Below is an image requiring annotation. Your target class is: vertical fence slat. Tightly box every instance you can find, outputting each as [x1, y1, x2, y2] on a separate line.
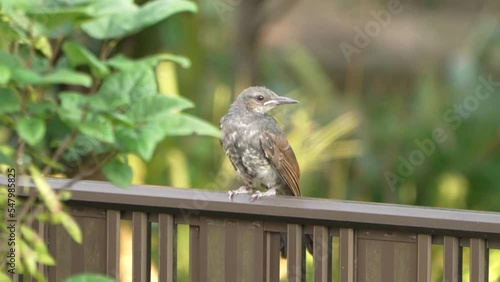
[225, 220, 238, 282]
[47, 223, 58, 281]
[339, 228, 354, 282]
[189, 226, 200, 282]
[470, 238, 488, 282]
[132, 211, 149, 282]
[253, 222, 265, 282]
[417, 234, 432, 282]
[443, 236, 462, 282]
[158, 213, 176, 282]
[71, 215, 85, 275]
[287, 224, 305, 282]
[35, 219, 47, 282]
[313, 226, 331, 282]
[198, 218, 209, 282]
[106, 210, 120, 280]
[265, 232, 281, 282]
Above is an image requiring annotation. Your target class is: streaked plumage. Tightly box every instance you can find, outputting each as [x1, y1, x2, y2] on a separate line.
[219, 86, 313, 258]
[219, 86, 300, 200]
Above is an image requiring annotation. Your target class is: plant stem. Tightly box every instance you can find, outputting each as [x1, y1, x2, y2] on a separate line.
[42, 103, 90, 176]
[88, 40, 116, 94]
[41, 131, 78, 176]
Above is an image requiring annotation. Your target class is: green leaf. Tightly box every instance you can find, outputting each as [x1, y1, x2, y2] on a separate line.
[41, 69, 92, 87]
[0, 184, 7, 201]
[82, 0, 197, 39]
[34, 36, 52, 58]
[27, 5, 93, 29]
[116, 124, 163, 161]
[20, 226, 55, 265]
[50, 0, 98, 7]
[12, 69, 92, 87]
[102, 159, 133, 188]
[79, 115, 115, 143]
[117, 112, 220, 159]
[95, 66, 156, 108]
[64, 274, 116, 282]
[61, 134, 101, 163]
[19, 240, 37, 274]
[58, 91, 89, 124]
[135, 0, 198, 30]
[20, 225, 39, 244]
[86, 0, 136, 17]
[100, 111, 134, 127]
[63, 41, 110, 77]
[35, 248, 56, 265]
[0, 65, 11, 84]
[107, 53, 190, 70]
[80, 4, 137, 39]
[28, 100, 56, 118]
[29, 165, 62, 214]
[17, 117, 46, 146]
[0, 15, 28, 44]
[0, 50, 23, 69]
[11, 68, 39, 84]
[58, 92, 125, 141]
[162, 114, 220, 138]
[0, 151, 14, 166]
[128, 95, 193, 123]
[0, 88, 20, 114]
[86, 95, 109, 111]
[54, 211, 82, 243]
[0, 272, 10, 282]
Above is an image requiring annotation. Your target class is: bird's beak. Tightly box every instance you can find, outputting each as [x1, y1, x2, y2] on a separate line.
[264, 96, 299, 106]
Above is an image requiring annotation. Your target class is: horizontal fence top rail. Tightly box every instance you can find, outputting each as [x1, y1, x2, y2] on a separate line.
[2, 175, 500, 237]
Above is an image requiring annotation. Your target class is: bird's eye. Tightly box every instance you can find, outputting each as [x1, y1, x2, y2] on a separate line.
[256, 95, 264, 101]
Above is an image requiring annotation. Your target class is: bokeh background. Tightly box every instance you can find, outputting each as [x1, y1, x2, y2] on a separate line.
[1, 0, 499, 281]
[117, 0, 500, 280]
[131, 0, 500, 210]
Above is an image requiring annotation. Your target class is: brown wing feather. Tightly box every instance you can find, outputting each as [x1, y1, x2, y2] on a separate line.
[260, 131, 301, 196]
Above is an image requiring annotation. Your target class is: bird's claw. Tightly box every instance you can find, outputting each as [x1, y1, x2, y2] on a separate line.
[249, 188, 278, 202]
[227, 186, 254, 201]
[249, 191, 262, 202]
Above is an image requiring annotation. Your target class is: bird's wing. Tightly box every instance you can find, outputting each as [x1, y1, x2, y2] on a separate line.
[260, 131, 301, 196]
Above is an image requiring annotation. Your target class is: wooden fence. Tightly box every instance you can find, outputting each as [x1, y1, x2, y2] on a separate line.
[2, 176, 500, 282]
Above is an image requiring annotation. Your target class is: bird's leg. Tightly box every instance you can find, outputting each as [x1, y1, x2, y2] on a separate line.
[228, 185, 255, 200]
[250, 187, 277, 202]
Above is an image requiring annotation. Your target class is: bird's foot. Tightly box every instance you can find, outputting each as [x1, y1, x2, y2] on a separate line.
[250, 189, 277, 202]
[227, 186, 254, 200]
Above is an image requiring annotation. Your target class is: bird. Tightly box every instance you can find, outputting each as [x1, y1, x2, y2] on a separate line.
[219, 86, 313, 257]
[219, 86, 300, 201]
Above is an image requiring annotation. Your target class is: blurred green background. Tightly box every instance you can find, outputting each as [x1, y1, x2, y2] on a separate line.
[1, 0, 499, 281]
[133, 0, 500, 210]
[130, 1, 500, 280]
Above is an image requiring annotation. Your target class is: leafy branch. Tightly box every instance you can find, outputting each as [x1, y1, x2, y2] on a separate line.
[0, 0, 219, 281]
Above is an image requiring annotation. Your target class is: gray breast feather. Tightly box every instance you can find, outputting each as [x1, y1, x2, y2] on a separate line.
[220, 117, 280, 188]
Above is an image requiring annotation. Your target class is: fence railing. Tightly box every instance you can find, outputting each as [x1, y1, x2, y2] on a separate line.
[3, 176, 500, 282]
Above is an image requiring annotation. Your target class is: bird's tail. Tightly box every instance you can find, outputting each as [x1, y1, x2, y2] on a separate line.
[280, 232, 314, 259]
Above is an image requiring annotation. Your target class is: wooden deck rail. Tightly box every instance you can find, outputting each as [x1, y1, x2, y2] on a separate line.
[2, 176, 500, 282]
